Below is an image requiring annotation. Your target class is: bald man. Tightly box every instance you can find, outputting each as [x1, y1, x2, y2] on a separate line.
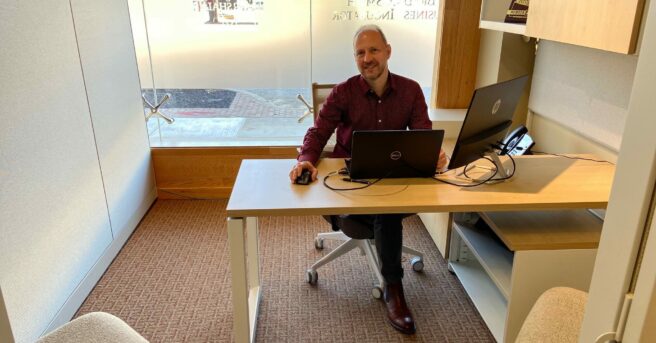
[290, 24, 446, 334]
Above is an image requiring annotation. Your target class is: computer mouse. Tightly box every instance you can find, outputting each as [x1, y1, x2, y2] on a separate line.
[295, 169, 312, 185]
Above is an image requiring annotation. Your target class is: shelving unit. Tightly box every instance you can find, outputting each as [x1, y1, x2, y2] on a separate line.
[455, 222, 513, 298]
[448, 210, 602, 343]
[448, 251, 508, 341]
[479, 0, 526, 35]
[479, 0, 646, 54]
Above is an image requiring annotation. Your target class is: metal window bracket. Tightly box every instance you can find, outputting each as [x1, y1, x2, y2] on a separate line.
[143, 93, 175, 124]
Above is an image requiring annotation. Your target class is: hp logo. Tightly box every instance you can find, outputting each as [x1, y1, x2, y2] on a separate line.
[491, 99, 502, 115]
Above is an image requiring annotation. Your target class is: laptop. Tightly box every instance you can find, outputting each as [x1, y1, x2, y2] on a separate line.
[346, 129, 444, 179]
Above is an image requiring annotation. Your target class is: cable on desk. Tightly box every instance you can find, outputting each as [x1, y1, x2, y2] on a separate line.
[531, 151, 615, 164]
[322, 170, 383, 191]
[433, 154, 517, 187]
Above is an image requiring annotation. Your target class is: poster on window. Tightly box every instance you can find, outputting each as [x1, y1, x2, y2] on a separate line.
[192, 0, 264, 25]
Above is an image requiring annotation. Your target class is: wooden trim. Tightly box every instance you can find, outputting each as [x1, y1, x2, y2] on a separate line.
[479, 210, 603, 251]
[432, 0, 482, 108]
[152, 147, 299, 199]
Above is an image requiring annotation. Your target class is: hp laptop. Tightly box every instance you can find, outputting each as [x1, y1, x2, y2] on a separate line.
[347, 129, 445, 179]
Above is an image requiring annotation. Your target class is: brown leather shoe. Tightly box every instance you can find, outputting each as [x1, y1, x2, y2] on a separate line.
[383, 282, 416, 334]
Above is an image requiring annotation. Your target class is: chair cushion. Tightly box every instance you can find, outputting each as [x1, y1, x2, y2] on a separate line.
[323, 215, 374, 239]
[37, 312, 148, 343]
[323, 214, 414, 240]
[515, 287, 588, 343]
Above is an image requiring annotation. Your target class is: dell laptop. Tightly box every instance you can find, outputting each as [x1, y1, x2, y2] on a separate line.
[347, 129, 444, 179]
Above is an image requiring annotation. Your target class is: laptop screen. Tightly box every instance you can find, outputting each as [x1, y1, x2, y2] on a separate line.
[347, 129, 444, 179]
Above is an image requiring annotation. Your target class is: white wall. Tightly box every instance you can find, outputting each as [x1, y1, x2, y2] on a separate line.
[0, 1, 155, 342]
[71, 0, 156, 238]
[529, 41, 638, 151]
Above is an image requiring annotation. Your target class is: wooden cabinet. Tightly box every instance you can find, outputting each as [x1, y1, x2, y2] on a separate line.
[447, 210, 602, 342]
[526, 0, 646, 54]
[480, 0, 646, 54]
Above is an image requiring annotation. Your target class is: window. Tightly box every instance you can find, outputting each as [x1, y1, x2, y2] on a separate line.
[129, 0, 438, 147]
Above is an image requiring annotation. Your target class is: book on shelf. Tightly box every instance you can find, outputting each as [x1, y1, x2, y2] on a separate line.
[505, 0, 529, 24]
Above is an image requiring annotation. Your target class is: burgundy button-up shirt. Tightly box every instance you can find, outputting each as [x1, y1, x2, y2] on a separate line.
[298, 73, 431, 165]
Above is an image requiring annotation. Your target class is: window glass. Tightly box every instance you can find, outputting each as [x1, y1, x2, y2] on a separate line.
[129, 0, 438, 147]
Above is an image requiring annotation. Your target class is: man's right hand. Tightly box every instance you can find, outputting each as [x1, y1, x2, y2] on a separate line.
[289, 161, 318, 183]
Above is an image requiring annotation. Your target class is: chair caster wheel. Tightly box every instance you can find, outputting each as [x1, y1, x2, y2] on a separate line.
[410, 257, 424, 272]
[306, 269, 318, 285]
[314, 237, 324, 250]
[372, 286, 383, 299]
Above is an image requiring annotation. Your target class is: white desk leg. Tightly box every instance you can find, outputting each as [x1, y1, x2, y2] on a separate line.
[228, 217, 262, 343]
[245, 217, 262, 339]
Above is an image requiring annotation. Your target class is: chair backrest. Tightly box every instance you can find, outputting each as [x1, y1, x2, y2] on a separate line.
[311, 83, 336, 122]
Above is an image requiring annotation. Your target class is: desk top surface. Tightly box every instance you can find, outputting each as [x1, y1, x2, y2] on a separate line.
[226, 156, 615, 217]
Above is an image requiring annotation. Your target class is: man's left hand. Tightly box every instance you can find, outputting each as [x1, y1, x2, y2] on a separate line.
[437, 149, 448, 172]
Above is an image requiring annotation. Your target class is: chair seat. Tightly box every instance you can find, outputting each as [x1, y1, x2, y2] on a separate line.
[323, 215, 374, 239]
[515, 287, 588, 343]
[37, 312, 148, 343]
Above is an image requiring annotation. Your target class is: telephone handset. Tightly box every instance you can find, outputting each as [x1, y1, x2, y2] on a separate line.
[501, 125, 534, 156]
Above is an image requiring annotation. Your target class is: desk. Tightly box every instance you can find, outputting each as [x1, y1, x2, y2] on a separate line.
[225, 156, 614, 343]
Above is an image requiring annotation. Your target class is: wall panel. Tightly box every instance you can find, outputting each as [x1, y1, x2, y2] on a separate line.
[71, 0, 156, 238]
[0, 2, 113, 342]
[529, 41, 638, 151]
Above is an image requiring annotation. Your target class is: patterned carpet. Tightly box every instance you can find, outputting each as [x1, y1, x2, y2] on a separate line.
[76, 200, 494, 342]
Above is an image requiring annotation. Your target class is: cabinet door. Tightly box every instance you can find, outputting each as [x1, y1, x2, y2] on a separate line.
[525, 0, 646, 54]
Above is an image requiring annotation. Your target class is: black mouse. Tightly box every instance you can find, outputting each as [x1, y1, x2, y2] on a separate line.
[295, 169, 312, 185]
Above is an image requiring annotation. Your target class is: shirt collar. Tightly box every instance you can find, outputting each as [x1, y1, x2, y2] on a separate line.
[357, 71, 396, 96]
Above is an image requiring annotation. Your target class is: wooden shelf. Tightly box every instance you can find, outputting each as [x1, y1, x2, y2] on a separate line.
[480, 20, 526, 35]
[480, 210, 603, 251]
[454, 222, 513, 299]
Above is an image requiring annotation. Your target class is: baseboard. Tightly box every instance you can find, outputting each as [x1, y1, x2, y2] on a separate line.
[42, 186, 157, 337]
[158, 186, 232, 199]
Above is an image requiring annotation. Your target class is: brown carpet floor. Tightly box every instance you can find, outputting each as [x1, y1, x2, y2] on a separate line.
[76, 199, 494, 342]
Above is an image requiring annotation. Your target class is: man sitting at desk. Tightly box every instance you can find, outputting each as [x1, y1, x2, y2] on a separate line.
[289, 24, 447, 335]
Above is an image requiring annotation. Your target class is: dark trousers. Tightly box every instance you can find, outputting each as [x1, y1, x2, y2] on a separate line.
[326, 214, 405, 284]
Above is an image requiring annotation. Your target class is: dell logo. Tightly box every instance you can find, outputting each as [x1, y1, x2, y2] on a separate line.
[491, 99, 502, 115]
[390, 151, 402, 160]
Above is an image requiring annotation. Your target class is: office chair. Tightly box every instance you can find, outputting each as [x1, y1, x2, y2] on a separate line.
[297, 83, 337, 156]
[306, 215, 425, 299]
